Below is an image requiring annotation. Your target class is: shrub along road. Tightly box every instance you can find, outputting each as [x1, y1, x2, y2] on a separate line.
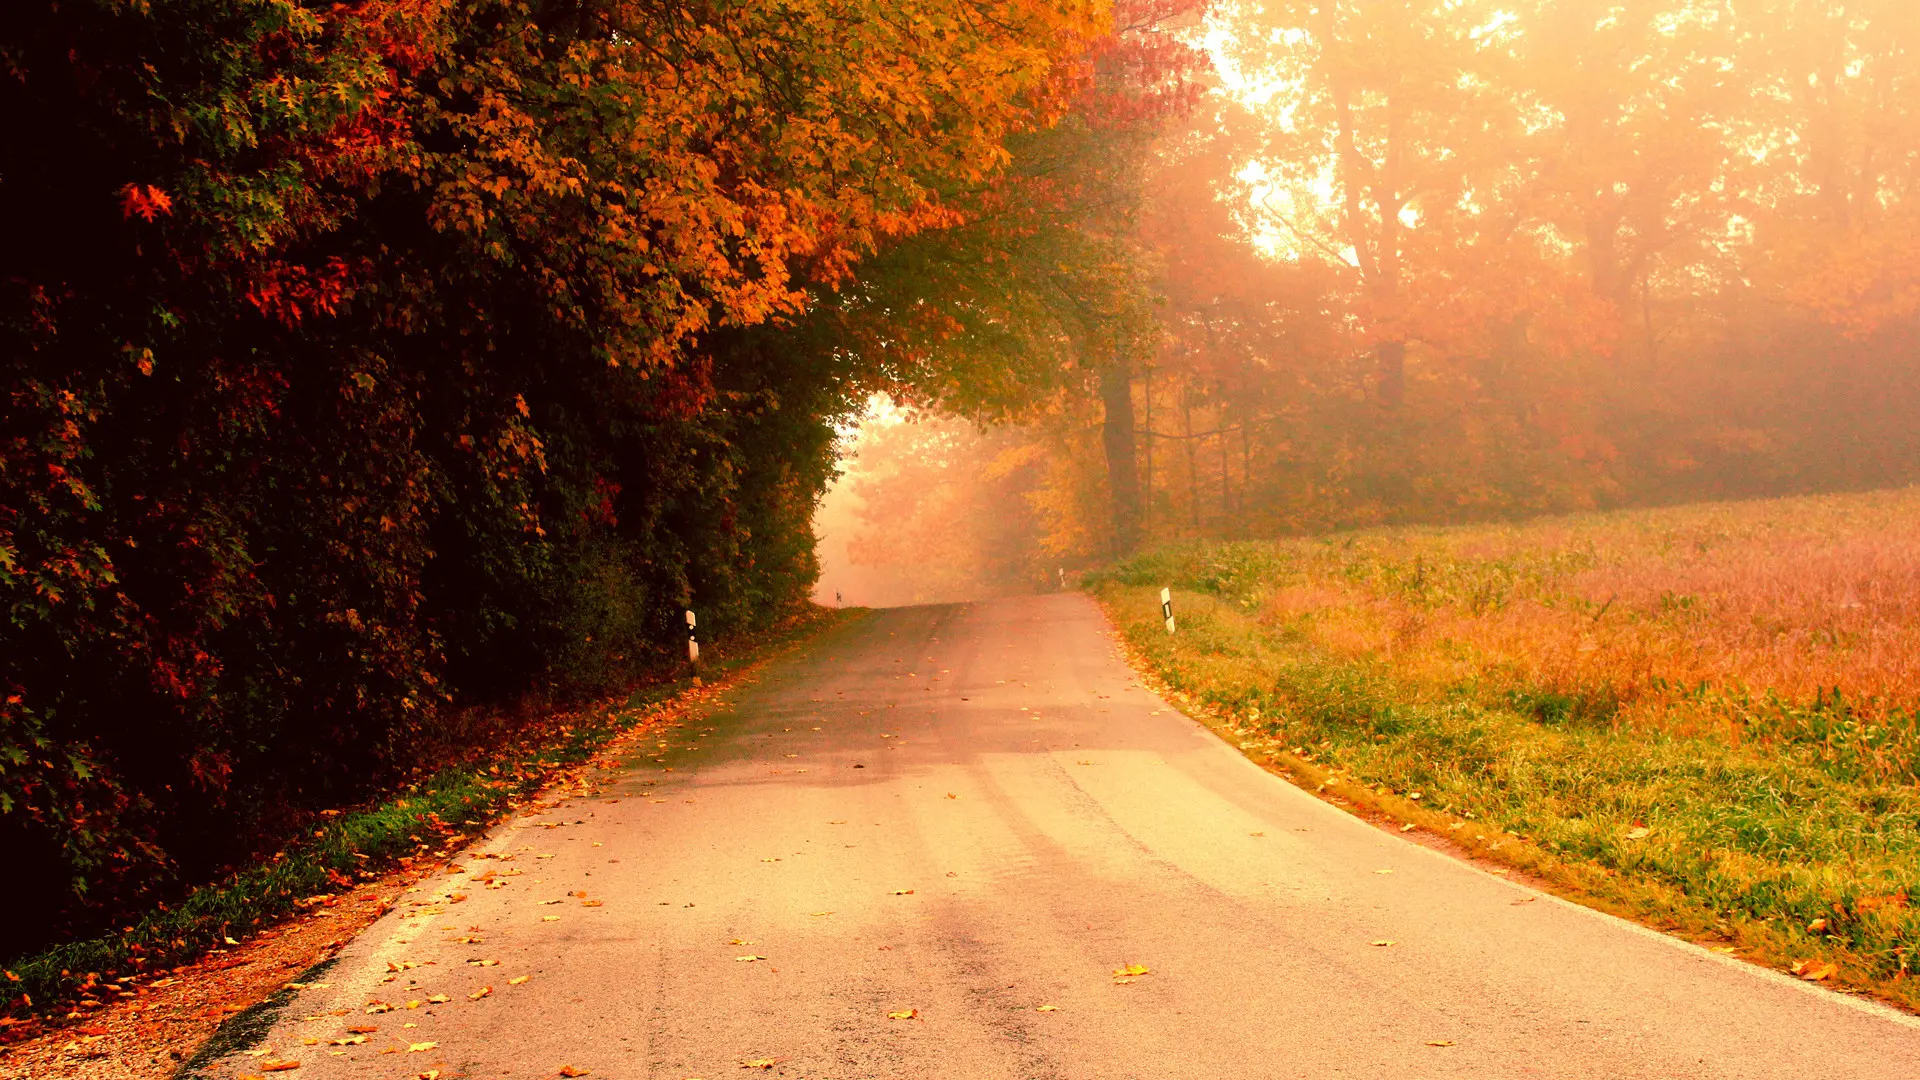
[198, 595, 1919, 1078]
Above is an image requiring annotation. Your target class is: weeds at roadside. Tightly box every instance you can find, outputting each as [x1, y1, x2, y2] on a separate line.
[1094, 491, 1920, 1013]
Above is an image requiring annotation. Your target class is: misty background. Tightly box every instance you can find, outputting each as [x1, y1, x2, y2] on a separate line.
[818, 1, 1920, 607]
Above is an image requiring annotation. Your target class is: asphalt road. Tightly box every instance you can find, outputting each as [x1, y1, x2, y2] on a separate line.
[217, 594, 1920, 1079]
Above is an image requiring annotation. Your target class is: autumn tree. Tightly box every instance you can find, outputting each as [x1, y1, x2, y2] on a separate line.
[0, 0, 1107, 957]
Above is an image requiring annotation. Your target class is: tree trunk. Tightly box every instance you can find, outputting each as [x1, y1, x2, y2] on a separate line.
[1099, 360, 1143, 555]
[1376, 339, 1407, 407]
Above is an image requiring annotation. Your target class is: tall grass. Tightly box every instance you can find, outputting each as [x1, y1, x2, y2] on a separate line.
[1096, 488, 1920, 1006]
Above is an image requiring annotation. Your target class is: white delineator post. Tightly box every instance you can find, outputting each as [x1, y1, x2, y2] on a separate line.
[1161, 587, 1175, 633]
[686, 609, 699, 663]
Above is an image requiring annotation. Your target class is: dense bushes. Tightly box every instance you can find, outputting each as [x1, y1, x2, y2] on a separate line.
[0, 0, 1102, 957]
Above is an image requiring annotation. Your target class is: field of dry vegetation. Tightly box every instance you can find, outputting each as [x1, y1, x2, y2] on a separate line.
[1270, 487, 1920, 776]
[1098, 487, 1920, 1009]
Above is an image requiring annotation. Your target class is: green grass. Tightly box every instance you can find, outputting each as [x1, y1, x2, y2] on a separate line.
[1094, 530, 1920, 1012]
[3, 608, 860, 1020]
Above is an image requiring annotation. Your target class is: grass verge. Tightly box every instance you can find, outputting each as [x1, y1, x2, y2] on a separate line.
[1093, 560, 1920, 1014]
[2, 607, 859, 1029]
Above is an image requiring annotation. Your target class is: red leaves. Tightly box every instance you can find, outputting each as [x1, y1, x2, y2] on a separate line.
[245, 257, 365, 327]
[119, 185, 173, 223]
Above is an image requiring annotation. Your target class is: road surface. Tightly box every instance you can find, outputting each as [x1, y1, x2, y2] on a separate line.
[208, 594, 1920, 1079]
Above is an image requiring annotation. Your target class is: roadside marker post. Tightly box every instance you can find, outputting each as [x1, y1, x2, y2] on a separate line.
[1161, 588, 1175, 633]
[686, 609, 699, 664]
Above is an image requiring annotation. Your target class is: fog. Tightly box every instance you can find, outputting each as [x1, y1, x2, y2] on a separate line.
[817, 1, 1920, 600]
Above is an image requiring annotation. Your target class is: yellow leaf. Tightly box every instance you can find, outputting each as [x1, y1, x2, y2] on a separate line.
[1806, 918, 1829, 933]
[508, 976, 530, 985]
[1399, 823, 1416, 832]
[470, 986, 493, 1000]
[886, 1009, 918, 1020]
[408, 1041, 438, 1053]
[1035, 1004, 1060, 1012]
[557, 1067, 590, 1077]
[1112, 964, 1150, 977]
[810, 911, 833, 917]
[1792, 960, 1837, 981]
[331, 1036, 368, 1046]
[891, 889, 914, 895]
[261, 1061, 301, 1072]
[735, 955, 766, 963]
[581, 900, 603, 907]
[426, 995, 450, 1004]
[1625, 826, 1652, 840]
[542, 915, 560, 922]
[1370, 940, 1397, 947]
[1374, 869, 1394, 875]
[741, 1059, 776, 1069]
[1426, 1040, 1455, 1047]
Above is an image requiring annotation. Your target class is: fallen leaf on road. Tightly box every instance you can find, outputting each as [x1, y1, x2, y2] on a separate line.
[810, 912, 832, 917]
[1035, 1005, 1060, 1012]
[1374, 869, 1393, 875]
[468, 959, 499, 967]
[581, 900, 603, 907]
[470, 987, 492, 1000]
[404, 1000, 423, 1009]
[408, 1041, 438, 1053]
[332, 1035, 368, 1046]
[365, 1002, 394, 1014]
[542, 915, 560, 922]
[1370, 940, 1397, 947]
[557, 1067, 590, 1077]
[892, 889, 915, 895]
[729, 939, 754, 945]
[1426, 1040, 1455, 1047]
[1710, 946, 1739, 954]
[1792, 960, 1837, 981]
[1249, 832, 1264, 837]
[426, 994, 450, 1004]
[735, 955, 766, 962]
[741, 1059, 776, 1069]
[1112, 964, 1150, 977]
[886, 1009, 918, 1020]
[261, 1061, 301, 1072]
[347, 1026, 379, 1034]
[1511, 897, 1537, 905]
[509, 976, 531, 985]
[1400, 824, 1416, 832]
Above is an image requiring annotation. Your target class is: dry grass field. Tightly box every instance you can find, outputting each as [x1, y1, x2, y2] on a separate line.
[1098, 487, 1920, 1009]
